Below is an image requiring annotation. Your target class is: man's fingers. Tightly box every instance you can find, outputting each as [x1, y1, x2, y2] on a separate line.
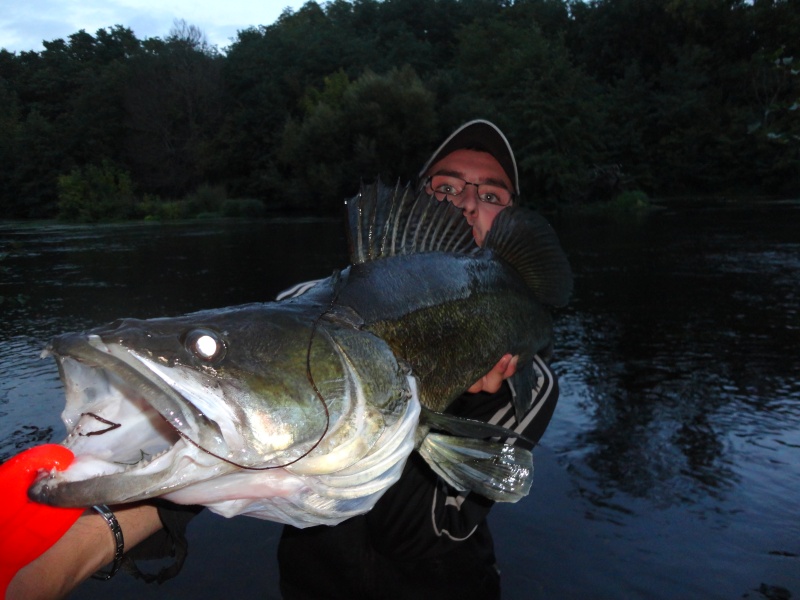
[466, 354, 520, 394]
[503, 355, 519, 378]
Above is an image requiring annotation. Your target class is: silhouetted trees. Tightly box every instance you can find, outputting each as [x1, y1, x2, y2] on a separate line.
[0, 0, 798, 220]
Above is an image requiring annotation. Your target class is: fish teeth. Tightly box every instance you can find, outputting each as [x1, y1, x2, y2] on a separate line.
[54, 439, 182, 482]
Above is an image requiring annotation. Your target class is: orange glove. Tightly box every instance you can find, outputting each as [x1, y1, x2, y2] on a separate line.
[0, 445, 84, 597]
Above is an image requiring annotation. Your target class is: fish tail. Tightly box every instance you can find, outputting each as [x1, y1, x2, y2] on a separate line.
[483, 208, 573, 307]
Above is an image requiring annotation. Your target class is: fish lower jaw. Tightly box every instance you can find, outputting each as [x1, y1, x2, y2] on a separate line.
[29, 434, 223, 507]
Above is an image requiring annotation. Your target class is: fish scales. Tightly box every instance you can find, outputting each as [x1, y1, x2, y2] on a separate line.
[26, 182, 572, 526]
[336, 251, 553, 412]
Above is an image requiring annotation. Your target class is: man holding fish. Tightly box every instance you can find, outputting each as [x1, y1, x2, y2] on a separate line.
[7, 120, 569, 599]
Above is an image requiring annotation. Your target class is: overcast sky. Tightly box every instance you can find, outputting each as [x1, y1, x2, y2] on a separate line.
[1, 0, 310, 54]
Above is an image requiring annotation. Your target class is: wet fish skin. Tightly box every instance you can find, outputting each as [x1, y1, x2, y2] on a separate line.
[28, 182, 571, 526]
[336, 250, 554, 412]
[32, 296, 420, 526]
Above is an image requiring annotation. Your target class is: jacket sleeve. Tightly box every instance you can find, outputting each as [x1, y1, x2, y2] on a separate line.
[366, 356, 559, 561]
[488, 353, 560, 451]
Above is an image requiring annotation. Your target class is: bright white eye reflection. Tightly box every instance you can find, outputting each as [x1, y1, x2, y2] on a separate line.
[196, 335, 218, 359]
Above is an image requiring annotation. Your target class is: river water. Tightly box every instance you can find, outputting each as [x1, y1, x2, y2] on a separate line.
[1, 200, 798, 599]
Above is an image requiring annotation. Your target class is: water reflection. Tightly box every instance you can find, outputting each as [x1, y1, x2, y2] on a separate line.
[550, 201, 800, 514]
[1, 202, 799, 599]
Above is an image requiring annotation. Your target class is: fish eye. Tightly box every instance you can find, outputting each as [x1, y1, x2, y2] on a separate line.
[184, 329, 226, 363]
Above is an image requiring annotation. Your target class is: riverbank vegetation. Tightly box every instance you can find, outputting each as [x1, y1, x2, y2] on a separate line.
[1, 0, 798, 221]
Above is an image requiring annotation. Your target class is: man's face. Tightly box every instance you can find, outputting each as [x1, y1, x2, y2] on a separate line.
[424, 149, 513, 246]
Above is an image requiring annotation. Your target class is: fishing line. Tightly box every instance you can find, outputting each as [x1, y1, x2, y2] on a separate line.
[78, 412, 121, 436]
[245, 292, 337, 469]
[174, 290, 336, 471]
[79, 382, 292, 472]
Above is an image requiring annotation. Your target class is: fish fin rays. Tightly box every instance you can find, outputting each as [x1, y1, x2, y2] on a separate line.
[346, 180, 476, 264]
[348, 181, 573, 308]
[508, 359, 536, 422]
[419, 406, 532, 443]
[483, 208, 574, 308]
[418, 433, 533, 503]
[416, 407, 534, 503]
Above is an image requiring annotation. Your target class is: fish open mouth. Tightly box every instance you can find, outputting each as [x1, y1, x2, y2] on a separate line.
[27, 329, 424, 526]
[29, 335, 241, 507]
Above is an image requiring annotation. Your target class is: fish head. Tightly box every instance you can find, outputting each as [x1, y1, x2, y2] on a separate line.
[29, 302, 414, 510]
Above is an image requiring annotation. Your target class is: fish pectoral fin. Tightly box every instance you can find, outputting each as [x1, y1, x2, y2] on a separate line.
[508, 360, 536, 422]
[417, 409, 534, 502]
[417, 431, 533, 503]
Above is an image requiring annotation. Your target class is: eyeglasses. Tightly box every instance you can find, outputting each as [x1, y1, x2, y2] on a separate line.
[424, 175, 514, 207]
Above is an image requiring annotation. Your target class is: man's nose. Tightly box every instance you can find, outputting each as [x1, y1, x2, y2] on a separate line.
[452, 185, 479, 213]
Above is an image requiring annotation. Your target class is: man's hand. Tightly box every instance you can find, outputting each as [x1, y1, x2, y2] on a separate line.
[467, 354, 518, 394]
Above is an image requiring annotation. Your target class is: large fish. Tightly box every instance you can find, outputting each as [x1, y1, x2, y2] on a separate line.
[28, 182, 572, 528]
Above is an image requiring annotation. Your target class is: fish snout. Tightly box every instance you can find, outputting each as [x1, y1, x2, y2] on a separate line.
[91, 317, 150, 339]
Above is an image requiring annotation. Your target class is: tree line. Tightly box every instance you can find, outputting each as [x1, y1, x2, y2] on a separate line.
[0, 0, 798, 221]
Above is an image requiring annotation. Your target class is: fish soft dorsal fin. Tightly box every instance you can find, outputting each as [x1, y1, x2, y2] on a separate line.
[346, 180, 477, 265]
[483, 207, 573, 308]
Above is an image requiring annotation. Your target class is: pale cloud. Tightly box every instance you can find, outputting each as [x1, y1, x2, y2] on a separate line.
[0, 0, 306, 53]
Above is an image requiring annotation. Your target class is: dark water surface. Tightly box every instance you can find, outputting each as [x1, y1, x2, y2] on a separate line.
[1, 201, 798, 599]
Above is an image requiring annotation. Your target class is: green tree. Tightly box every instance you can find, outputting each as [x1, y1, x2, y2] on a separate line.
[56, 160, 136, 222]
[0, 77, 21, 213]
[453, 10, 605, 204]
[744, 48, 800, 194]
[123, 22, 224, 197]
[3, 0, 800, 217]
[218, 2, 377, 200]
[278, 66, 438, 211]
[0, 27, 141, 216]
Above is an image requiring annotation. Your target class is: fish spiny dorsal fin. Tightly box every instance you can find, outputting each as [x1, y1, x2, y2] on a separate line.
[346, 179, 476, 264]
[483, 207, 573, 307]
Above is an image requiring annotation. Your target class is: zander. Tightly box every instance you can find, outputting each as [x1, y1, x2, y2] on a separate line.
[29, 182, 572, 528]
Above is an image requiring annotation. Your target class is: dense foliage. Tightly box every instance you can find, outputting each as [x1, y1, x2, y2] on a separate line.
[1, 0, 798, 220]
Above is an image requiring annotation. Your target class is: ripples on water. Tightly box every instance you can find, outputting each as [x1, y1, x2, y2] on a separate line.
[525, 201, 800, 599]
[1, 204, 798, 599]
[0, 337, 62, 461]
